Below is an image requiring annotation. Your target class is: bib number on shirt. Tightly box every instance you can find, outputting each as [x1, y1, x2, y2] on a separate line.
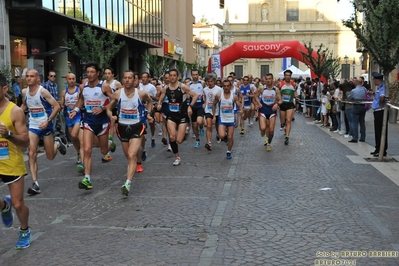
[169, 102, 180, 112]
[282, 94, 290, 102]
[30, 107, 45, 118]
[86, 100, 102, 113]
[0, 141, 9, 160]
[197, 94, 203, 102]
[121, 109, 138, 120]
[221, 106, 233, 114]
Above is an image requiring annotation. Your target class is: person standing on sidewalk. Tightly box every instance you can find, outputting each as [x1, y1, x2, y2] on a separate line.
[347, 78, 367, 143]
[21, 69, 67, 195]
[106, 70, 153, 196]
[0, 73, 31, 249]
[42, 71, 60, 131]
[370, 72, 388, 157]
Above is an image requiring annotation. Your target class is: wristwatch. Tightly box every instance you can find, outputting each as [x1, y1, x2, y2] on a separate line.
[5, 130, 14, 139]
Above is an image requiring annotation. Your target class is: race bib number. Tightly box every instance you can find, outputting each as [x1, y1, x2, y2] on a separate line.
[169, 102, 180, 112]
[221, 106, 233, 114]
[197, 94, 203, 102]
[243, 96, 249, 102]
[164, 96, 169, 103]
[86, 100, 102, 112]
[30, 107, 45, 118]
[0, 141, 9, 160]
[282, 94, 290, 102]
[263, 96, 274, 105]
[207, 103, 213, 110]
[121, 109, 138, 120]
[66, 104, 74, 112]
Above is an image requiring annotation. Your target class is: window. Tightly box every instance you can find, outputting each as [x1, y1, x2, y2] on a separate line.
[260, 65, 270, 78]
[286, 1, 299, 21]
[234, 65, 243, 79]
[341, 64, 350, 79]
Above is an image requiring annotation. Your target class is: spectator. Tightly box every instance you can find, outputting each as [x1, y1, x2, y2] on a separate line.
[347, 78, 367, 143]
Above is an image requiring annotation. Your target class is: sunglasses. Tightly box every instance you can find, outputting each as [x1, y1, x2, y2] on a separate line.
[50, 75, 56, 77]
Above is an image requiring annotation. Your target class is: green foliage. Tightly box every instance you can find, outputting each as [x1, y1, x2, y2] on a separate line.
[66, 9, 90, 22]
[141, 51, 173, 77]
[187, 61, 207, 78]
[299, 42, 341, 80]
[0, 65, 14, 99]
[65, 25, 126, 68]
[176, 55, 186, 79]
[343, 0, 399, 81]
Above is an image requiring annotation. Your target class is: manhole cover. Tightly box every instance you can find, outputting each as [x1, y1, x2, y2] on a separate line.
[364, 157, 398, 162]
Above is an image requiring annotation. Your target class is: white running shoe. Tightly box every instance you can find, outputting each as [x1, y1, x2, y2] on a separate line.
[173, 158, 181, 166]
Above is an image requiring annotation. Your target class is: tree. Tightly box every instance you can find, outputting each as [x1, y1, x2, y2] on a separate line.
[66, 9, 90, 22]
[64, 25, 126, 68]
[299, 42, 340, 80]
[343, 0, 399, 161]
[141, 51, 173, 77]
[176, 55, 186, 80]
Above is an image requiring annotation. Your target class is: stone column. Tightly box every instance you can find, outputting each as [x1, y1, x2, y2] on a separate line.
[52, 25, 69, 93]
[118, 44, 129, 79]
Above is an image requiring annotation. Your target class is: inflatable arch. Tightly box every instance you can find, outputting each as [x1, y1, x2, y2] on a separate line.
[208, 40, 319, 78]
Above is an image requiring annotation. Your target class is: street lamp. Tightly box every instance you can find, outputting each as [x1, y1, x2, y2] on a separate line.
[344, 55, 349, 79]
[352, 57, 356, 78]
[359, 54, 364, 72]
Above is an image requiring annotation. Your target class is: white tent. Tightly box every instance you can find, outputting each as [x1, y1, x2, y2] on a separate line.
[277, 65, 310, 79]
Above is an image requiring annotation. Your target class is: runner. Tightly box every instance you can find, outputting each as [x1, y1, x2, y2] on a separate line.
[278, 69, 299, 145]
[212, 79, 242, 159]
[156, 69, 198, 165]
[20, 69, 67, 195]
[203, 74, 222, 151]
[189, 69, 205, 148]
[69, 62, 115, 190]
[239, 76, 255, 134]
[106, 70, 153, 196]
[101, 67, 121, 162]
[0, 73, 31, 249]
[254, 73, 280, 151]
[60, 73, 83, 167]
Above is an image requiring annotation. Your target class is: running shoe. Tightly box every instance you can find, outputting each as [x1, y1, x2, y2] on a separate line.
[200, 128, 205, 137]
[223, 137, 228, 144]
[142, 151, 147, 161]
[161, 137, 168, 145]
[240, 129, 245, 135]
[194, 141, 200, 148]
[15, 228, 31, 250]
[76, 153, 81, 164]
[151, 139, 155, 147]
[205, 143, 212, 151]
[167, 145, 172, 152]
[55, 137, 66, 155]
[102, 154, 113, 162]
[264, 138, 269, 146]
[260, 130, 265, 137]
[27, 183, 41, 195]
[78, 177, 93, 190]
[226, 152, 232, 159]
[217, 137, 221, 144]
[136, 164, 143, 173]
[279, 124, 285, 131]
[158, 130, 163, 136]
[109, 136, 116, 152]
[76, 163, 85, 174]
[1, 195, 13, 227]
[173, 158, 181, 166]
[121, 182, 131, 196]
[266, 144, 272, 151]
[284, 137, 289, 145]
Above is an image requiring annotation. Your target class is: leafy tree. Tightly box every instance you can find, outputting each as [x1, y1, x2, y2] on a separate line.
[65, 25, 126, 68]
[142, 51, 173, 77]
[176, 55, 186, 80]
[343, 0, 399, 160]
[299, 42, 340, 80]
[66, 9, 90, 22]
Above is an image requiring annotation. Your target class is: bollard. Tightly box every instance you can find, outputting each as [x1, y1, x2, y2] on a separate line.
[388, 107, 398, 124]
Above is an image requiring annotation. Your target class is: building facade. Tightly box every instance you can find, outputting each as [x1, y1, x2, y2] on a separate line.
[218, 0, 360, 79]
[1, 0, 194, 88]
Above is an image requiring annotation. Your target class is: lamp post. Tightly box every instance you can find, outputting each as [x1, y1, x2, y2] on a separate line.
[344, 55, 349, 79]
[352, 57, 356, 78]
[359, 55, 364, 75]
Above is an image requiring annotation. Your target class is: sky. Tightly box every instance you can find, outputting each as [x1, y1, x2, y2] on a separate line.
[192, 0, 354, 24]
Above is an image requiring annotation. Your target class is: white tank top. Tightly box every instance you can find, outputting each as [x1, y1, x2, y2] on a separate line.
[118, 88, 141, 125]
[262, 88, 276, 106]
[189, 81, 204, 103]
[26, 86, 51, 129]
[219, 92, 235, 123]
[83, 81, 108, 113]
[65, 86, 79, 112]
[204, 86, 222, 115]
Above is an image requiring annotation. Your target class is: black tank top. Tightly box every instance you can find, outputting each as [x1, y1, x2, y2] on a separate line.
[166, 83, 188, 115]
